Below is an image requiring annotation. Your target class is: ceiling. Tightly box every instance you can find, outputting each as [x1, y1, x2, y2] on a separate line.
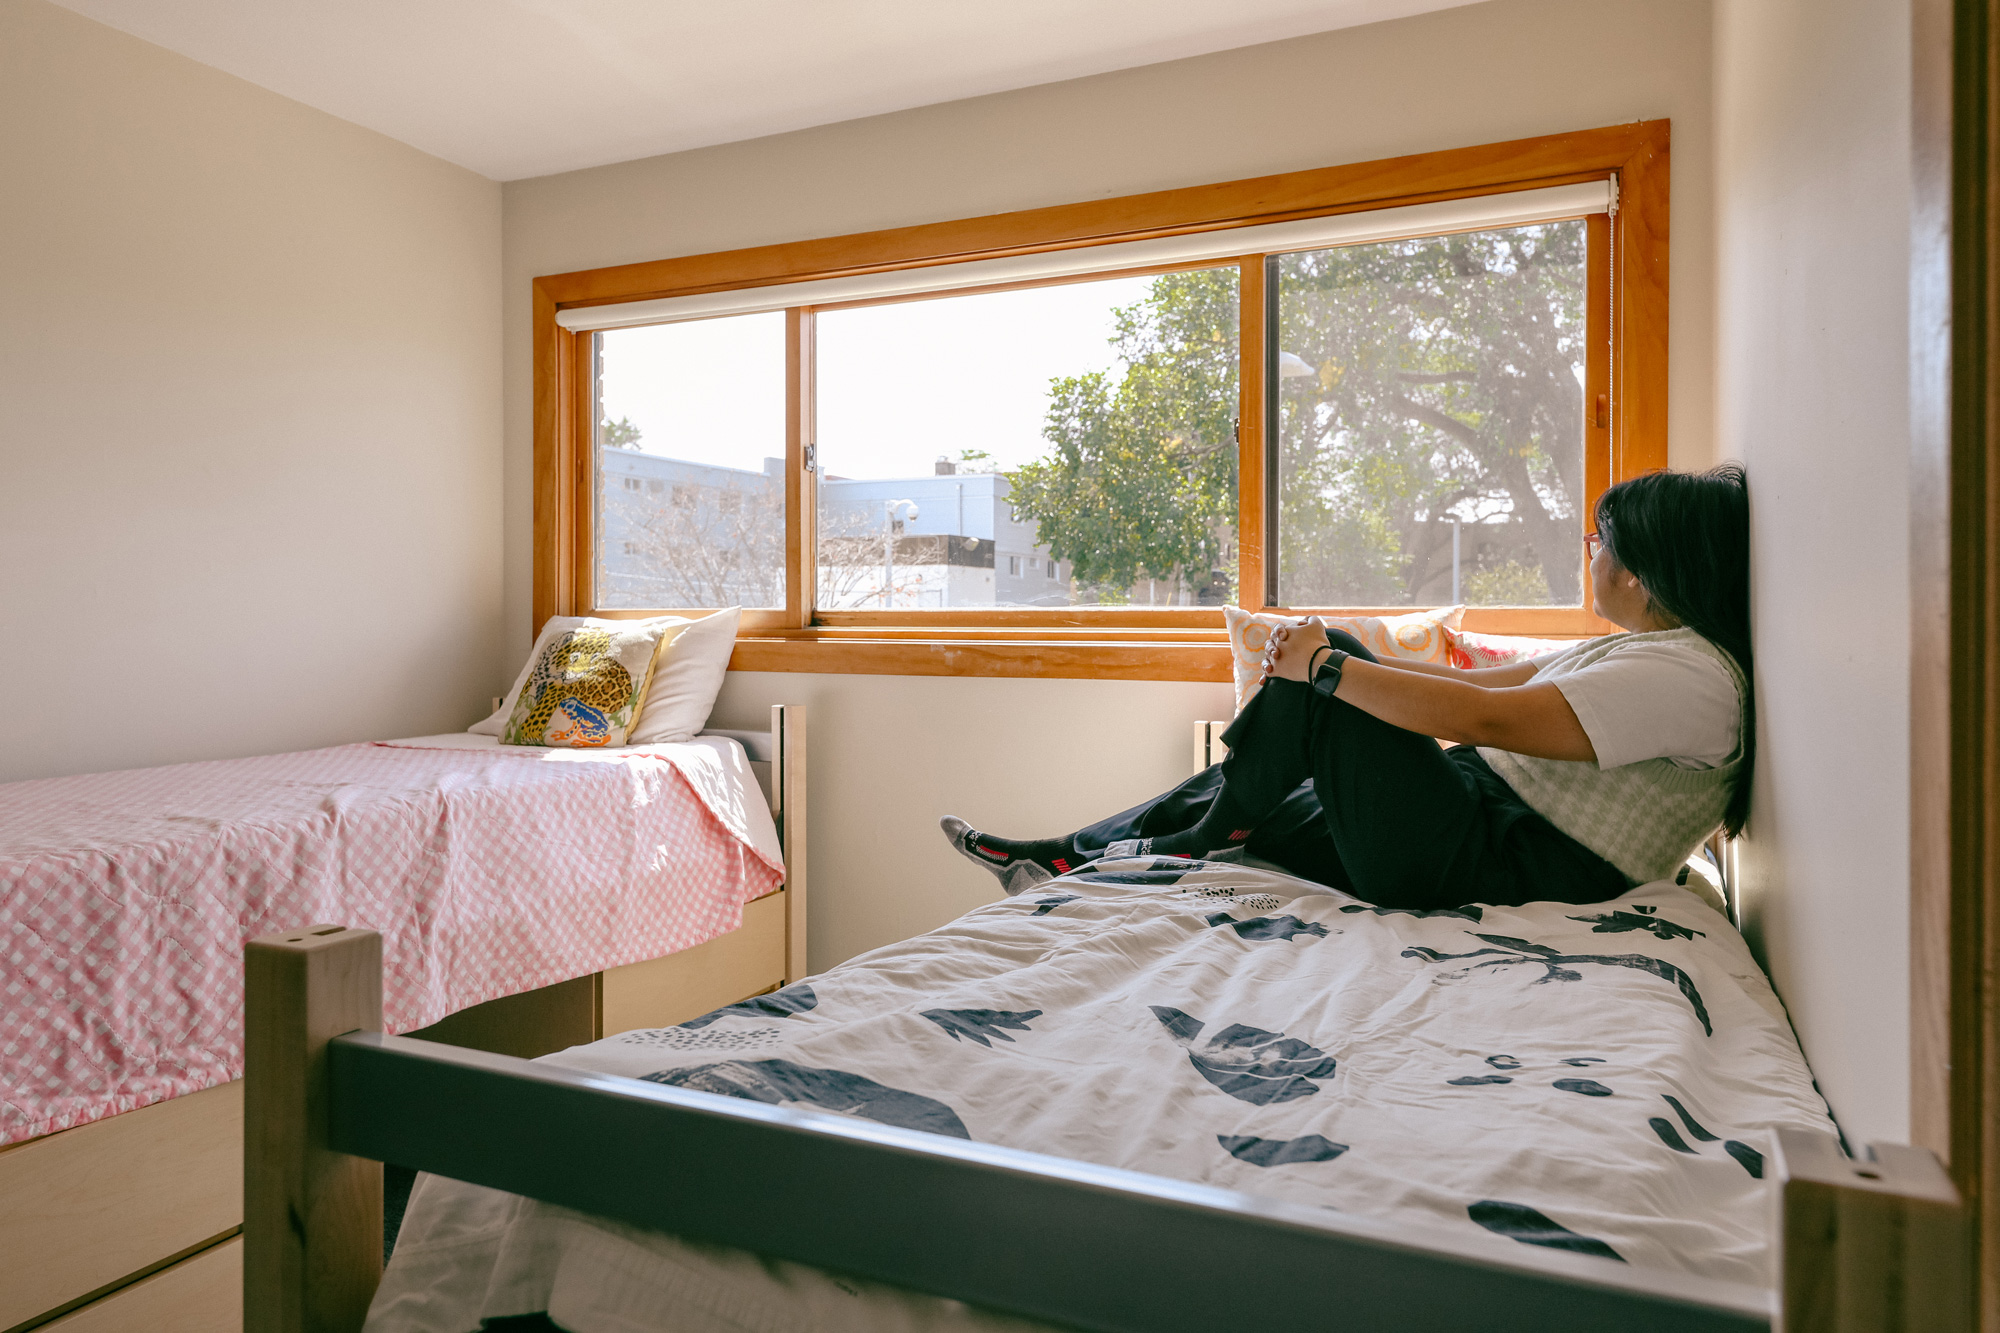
[52, 0, 1487, 181]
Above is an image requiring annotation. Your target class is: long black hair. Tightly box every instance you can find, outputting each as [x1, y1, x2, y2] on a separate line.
[1593, 463, 1755, 837]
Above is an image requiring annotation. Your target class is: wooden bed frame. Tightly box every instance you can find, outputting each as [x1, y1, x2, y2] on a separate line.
[0, 706, 805, 1333]
[239, 919, 1970, 1333]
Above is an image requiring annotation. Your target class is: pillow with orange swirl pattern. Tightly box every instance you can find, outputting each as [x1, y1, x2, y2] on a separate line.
[1222, 605, 1464, 713]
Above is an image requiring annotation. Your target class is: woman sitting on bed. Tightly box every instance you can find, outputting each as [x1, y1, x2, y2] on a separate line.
[944, 464, 1753, 911]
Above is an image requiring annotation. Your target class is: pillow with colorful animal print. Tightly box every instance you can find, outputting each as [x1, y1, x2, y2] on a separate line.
[497, 618, 678, 748]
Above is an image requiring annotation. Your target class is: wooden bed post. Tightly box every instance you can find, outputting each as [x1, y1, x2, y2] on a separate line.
[773, 704, 808, 983]
[1771, 1128, 1970, 1331]
[244, 925, 384, 1333]
[1191, 719, 1230, 777]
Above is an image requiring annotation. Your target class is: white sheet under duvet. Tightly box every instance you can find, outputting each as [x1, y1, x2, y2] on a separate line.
[369, 858, 1832, 1333]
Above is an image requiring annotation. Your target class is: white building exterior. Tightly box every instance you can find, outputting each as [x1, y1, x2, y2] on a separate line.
[598, 448, 1070, 609]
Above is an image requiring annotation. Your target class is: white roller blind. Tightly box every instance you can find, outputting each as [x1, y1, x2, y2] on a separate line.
[556, 180, 1614, 333]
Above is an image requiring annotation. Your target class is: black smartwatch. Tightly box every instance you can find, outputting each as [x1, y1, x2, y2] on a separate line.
[1310, 647, 1351, 697]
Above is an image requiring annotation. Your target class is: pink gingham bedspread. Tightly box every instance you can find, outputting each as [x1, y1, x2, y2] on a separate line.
[0, 742, 784, 1145]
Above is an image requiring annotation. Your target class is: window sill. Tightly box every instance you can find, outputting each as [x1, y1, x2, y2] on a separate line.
[720, 605, 1609, 680]
[727, 633, 1234, 682]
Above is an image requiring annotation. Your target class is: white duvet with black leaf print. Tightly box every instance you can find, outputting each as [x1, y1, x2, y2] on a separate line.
[367, 860, 1833, 1333]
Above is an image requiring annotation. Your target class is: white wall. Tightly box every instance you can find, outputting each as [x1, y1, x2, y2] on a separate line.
[709, 674, 1232, 968]
[1714, 0, 1913, 1147]
[0, 0, 503, 784]
[502, 0, 1717, 971]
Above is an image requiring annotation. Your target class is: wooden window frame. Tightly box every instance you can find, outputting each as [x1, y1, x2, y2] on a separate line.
[533, 120, 1669, 680]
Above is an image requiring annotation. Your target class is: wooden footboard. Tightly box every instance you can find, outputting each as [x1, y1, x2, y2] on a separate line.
[5, 707, 806, 1333]
[242, 925, 1972, 1333]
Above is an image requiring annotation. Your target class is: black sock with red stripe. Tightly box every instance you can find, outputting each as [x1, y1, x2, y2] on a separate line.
[941, 816, 1081, 888]
[1130, 786, 1260, 860]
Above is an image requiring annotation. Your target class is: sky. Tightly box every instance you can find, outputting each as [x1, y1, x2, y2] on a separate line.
[595, 272, 1169, 479]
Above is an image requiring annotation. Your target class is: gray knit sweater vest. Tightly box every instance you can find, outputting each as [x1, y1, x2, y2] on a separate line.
[1478, 628, 1747, 886]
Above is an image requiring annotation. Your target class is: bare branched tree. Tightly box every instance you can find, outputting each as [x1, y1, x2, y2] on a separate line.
[604, 480, 784, 607]
[814, 509, 936, 609]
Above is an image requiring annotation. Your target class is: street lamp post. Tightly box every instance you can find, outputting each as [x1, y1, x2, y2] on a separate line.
[883, 499, 919, 608]
[1451, 517, 1462, 605]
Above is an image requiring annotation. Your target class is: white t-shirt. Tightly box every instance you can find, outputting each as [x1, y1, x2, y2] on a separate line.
[1529, 634, 1743, 770]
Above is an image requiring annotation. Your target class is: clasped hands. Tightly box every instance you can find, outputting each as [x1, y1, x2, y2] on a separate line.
[1260, 616, 1333, 683]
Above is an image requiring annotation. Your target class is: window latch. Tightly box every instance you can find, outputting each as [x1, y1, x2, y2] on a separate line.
[802, 443, 817, 474]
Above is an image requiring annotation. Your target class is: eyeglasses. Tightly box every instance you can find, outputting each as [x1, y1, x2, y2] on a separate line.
[1584, 531, 1605, 558]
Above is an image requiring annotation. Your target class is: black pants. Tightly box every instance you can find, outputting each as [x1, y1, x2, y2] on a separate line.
[1072, 631, 1627, 911]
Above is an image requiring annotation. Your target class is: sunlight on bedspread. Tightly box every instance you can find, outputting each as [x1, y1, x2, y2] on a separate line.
[372, 860, 1829, 1331]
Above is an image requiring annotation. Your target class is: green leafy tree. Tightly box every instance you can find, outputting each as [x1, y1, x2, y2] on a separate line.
[1273, 221, 1587, 605]
[1464, 559, 1553, 607]
[1006, 223, 1587, 608]
[602, 415, 643, 449]
[1006, 270, 1239, 602]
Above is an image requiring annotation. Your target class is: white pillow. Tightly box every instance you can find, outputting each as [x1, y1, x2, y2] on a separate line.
[471, 610, 737, 742]
[628, 607, 741, 745]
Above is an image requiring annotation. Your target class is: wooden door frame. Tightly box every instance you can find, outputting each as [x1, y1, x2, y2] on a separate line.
[1912, 0, 1999, 1325]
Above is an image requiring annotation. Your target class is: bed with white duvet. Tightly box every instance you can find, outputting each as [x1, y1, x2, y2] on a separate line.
[368, 856, 1832, 1333]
